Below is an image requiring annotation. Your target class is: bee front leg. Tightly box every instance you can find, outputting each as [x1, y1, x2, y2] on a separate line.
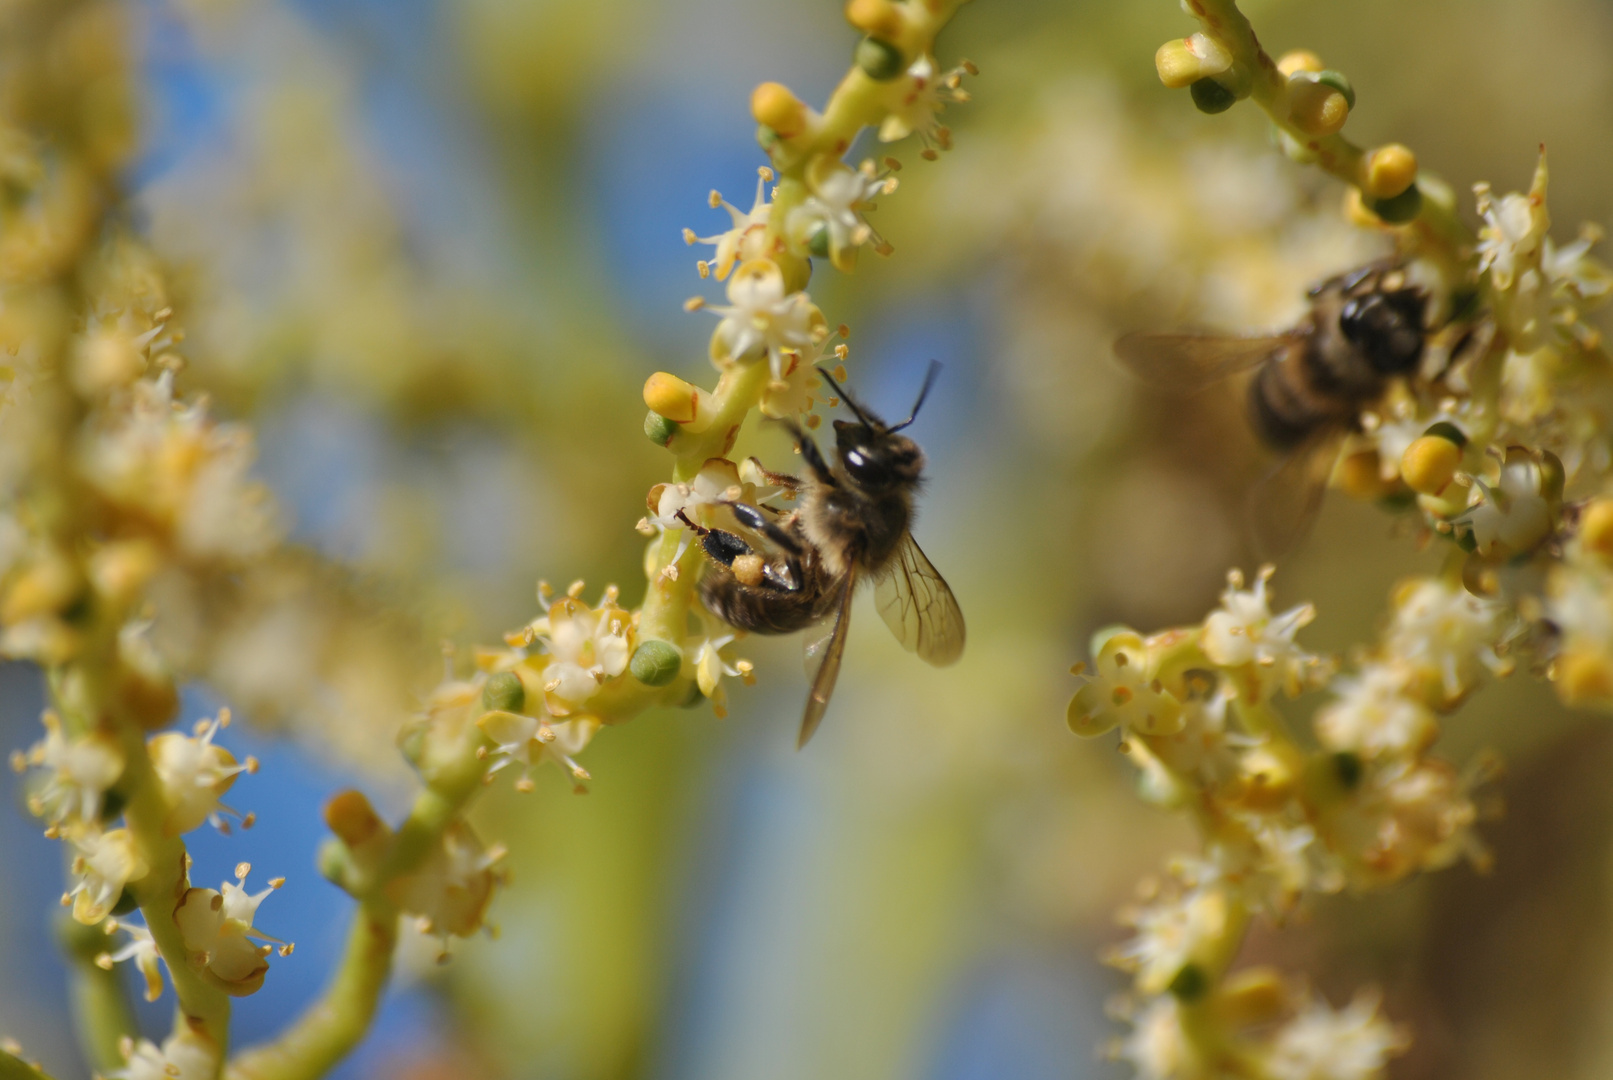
[746, 456, 804, 492]
[782, 421, 838, 486]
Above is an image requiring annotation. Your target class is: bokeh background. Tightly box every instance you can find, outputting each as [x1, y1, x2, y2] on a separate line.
[5, 0, 1613, 1077]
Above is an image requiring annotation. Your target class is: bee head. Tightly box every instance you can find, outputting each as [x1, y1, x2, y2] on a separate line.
[819, 361, 941, 491]
[1340, 287, 1427, 375]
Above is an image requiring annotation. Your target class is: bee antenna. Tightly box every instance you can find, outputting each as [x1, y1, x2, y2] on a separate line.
[888, 360, 941, 433]
[815, 366, 876, 427]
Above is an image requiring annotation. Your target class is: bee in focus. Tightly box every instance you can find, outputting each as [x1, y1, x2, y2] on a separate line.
[1115, 260, 1486, 554]
[678, 362, 965, 747]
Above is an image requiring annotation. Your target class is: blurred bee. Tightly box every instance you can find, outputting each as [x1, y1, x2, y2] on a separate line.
[679, 362, 965, 747]
[1115, 260, 1479, 555]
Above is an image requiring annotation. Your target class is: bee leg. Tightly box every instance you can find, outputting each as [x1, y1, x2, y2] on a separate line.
[746, 456, 804, 491]
[675, 509, 796, 587]
[725, 501, 805, 556]
[783, 422, 837, 486]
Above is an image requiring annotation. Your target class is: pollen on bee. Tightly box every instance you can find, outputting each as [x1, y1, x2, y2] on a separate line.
[806, 414, 822, 429]
[733, 554, 766, 587]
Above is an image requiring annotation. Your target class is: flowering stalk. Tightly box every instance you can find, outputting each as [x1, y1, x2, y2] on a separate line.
[1155, 0, 1471, 271]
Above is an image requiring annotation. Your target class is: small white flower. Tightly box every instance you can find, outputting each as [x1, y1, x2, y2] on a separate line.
[63, 826, 147, 925]
[14, 709, 123, 826]
[533, 592, 632, 712]
[1475, 185, 1544, 292]
[1262, 989, 1408, 1080]
[1067, 629, 1185, 738]
[785, 158, 892, 272]
[97, 919, 165, 1002]
[684, 168, 774, 281]
[148, 708, 257, 835]
[703, 259, 828, 382]
[1202, 567, 1323, 702]
[1109, 883, 1230, 994]
[388, 820, 507, 945]
[878, 55, 973, 158]
[1314, 663, 1437, 759]
[111, 1026, 219, 1080]
[1453, 448, 1557, 556]
[1383, 577, 1504, 703]
[174, 864, 290, 993]
[688, 622, 753, 719]
[1113, 996, 1191, 1080]
[479, 709, 599, 792]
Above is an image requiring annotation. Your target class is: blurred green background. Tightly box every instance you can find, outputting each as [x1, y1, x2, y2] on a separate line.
[4, 0, 1613, 1077]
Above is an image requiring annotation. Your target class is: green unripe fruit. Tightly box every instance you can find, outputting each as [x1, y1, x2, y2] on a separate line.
[1367, 183, 1422, 224]
[855, 37, 906, 80]
[482, 671, 525, 714]
[1331, 750, 1363, 790]
[1423, 421, 1468, 449]
[111, 889, 139, 917]
[645, 410, 679, 447]
[630, 640, 683, 687]
[1190, 77, 1236, 114]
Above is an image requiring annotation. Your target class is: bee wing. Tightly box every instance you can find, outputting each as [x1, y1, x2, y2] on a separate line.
[874, 533, 965, 667]
[1113, 332, 1291, 395]
[798, 571, 856, 749]
[1247, 430, 1341, 560]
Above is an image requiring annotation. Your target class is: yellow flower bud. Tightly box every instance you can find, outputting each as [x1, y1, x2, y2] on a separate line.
[1277, 50, 1323, 77]
[1215, 967, 1290, 1027]
[324, 790, 387, 848]
[1558, 648, 1613, 706]
[2, 554, 79, 625]
[843, 0, 903, 41]
[1364, 143, 1418, 200]
[1155, 33, 1232, 90]
[1580, 498, 1613, 561]
[1337, 450, 1389, 500]
[1288, 78, 1349, 135]
[1401, 434, 1462, 496]
[751, 82, 808, 139]
[643, 372, 700, 424]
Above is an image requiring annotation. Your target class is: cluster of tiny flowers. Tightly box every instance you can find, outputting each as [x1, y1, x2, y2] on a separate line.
[1071, 567, 1506, 1077]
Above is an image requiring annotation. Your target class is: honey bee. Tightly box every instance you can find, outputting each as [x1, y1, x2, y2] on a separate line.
[679, 362, 966, 747]
[1114, 260, 1480, 554]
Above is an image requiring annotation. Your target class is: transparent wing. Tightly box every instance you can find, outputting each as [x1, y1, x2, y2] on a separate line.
[1246, 430, 1342, 560]
[1113, 332, 1291, 395]
[798, 571, 855, 749]
[874, 534, 965, 667]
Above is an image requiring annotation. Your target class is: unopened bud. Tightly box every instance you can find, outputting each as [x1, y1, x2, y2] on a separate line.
[1558, 648, 1613, 705]
[1190, 77, 1237, 115]
[1580, 499, 1613, 561]
[643, 372, 700, 424]
[751, 82, 809, 139]
[855, 37, 906, 81]
[630, 640, 682, 687]
[1215, 967, 1290, 1027]
[1364, 143, 1418, 200]
[1367, 182, 1423, 225]
[1288, 77, 1349, 135]
[1276, 50, 1323, 77]
[844, 0, 903, 40]
[324, 790, 385, 847]
[481, 671, 525, 714]
[1402, 433, 1462, 496]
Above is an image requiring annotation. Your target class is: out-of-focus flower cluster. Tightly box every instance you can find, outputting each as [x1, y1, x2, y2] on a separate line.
[1071, 568, 1506, 1078]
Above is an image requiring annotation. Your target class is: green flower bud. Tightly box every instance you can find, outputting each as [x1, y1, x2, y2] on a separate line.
[1422, 421, 1468, 449]
[110, 888, 139, 917]
[99, 788, 127, 824]
[316, 837, 348, 885]
[1312, 69, 1355, 109]
[1168, 963, 1210, 1001]
[1454, 527, 1478, 553]
[482, 671, 525, 714]
[631, 640, 683, 686]
[1367, 183, 1422, 224]
[1190, 77, 1236, 114]
[756, 124, 779, 150]
[855, 37, 905, 81]
[645, 410, 679, 447]
[806, 223, 830, 258]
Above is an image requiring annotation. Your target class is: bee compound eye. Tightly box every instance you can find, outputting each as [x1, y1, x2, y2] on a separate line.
[843, 447, 890, 487]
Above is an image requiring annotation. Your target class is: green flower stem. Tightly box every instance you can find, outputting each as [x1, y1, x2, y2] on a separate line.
[1183, 0, 1473, 257]
[58, 915, 137, 1075]
[0, 1051, 56, 1080]
[114, 720, 234, 1059]
[223, 899, 397, 1080]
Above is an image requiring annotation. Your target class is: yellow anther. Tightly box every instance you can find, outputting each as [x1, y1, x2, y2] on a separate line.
[1276, 49, 1324, 77]
[1288, 79, 1349, 135]
[1364, 144, 1418, 199]
[1401, 435, 1462, 497]
[843, 0, 903, 40]
[1581, 498, 1613, 561]
[643, 371, 700, 424]
[751, 82, 808, 138]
